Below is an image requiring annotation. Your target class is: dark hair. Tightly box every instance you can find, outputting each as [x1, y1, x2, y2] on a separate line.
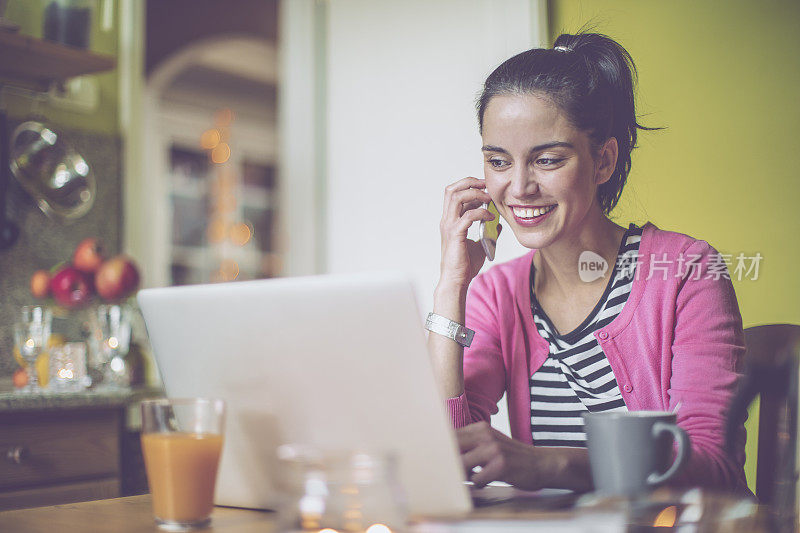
[477, 33, 658, 215]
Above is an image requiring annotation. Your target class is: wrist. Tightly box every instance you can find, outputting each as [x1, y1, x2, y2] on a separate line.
[433, 285, 467, 325]
[434, 280, 468, 306]
[544, 448, 592, 492]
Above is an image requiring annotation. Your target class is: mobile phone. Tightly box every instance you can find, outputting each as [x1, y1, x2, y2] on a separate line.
[479, 201, 501, 261]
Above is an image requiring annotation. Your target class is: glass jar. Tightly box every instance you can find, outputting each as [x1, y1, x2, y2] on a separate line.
[276, 446, 408, 533]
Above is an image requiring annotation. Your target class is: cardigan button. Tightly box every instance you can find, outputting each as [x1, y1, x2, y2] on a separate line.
[623, 384, 633, 393]
[598, 331, 609, 340]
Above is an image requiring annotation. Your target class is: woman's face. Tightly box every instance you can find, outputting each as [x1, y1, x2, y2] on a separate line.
[481, 93, 610, 250]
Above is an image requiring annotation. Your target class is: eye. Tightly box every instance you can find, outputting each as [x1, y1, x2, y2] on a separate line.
[487, 158, 510, 169]
[535, 157, 564, 167]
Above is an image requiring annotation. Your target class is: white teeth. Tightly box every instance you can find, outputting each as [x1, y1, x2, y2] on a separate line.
[512, 205, 555, 219]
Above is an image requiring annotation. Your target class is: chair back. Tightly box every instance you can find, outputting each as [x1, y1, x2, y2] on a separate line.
[727, 324, 800, 526]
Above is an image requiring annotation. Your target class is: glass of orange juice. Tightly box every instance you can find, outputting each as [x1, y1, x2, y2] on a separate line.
[140, 398, 226, 530]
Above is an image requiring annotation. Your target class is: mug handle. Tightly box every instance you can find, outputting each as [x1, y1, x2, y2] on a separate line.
[646, 421, 690, 486]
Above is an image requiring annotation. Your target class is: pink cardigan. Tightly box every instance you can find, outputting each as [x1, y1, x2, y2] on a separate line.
[447, 223, 748, 492]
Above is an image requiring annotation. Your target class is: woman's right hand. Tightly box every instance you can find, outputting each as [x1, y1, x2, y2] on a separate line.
[437, 177, 498, 292]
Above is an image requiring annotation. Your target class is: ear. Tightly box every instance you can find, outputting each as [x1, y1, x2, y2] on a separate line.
[594, 137, 618, 185]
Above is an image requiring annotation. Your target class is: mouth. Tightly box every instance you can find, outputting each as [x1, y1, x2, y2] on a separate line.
[509, 204, 557, 227]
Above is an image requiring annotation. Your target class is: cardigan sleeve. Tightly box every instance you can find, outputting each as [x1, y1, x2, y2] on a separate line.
[668, 240, 749, 492]
[446, 272, 507, 428]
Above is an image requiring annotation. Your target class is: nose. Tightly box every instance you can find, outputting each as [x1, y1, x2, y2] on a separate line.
[508, 164, 539, 199]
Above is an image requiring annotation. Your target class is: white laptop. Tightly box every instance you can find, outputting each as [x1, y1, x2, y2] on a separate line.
[137, 272, 472, 517]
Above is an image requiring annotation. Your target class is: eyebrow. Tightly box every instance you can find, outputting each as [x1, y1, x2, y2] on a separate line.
[481, 141, 575, 154]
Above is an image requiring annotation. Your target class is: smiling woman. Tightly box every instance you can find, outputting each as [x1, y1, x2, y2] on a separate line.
[427, 32, 749, 494]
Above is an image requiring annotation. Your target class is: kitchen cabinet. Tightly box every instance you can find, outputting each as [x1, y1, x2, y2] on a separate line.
[0, 384, 161, 511]
[0, 406, 123, 510]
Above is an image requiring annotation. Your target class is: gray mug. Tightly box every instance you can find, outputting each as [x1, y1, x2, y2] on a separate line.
[582, 411, 690, 496]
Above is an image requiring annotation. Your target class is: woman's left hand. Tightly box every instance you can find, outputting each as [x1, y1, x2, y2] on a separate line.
[457, 421, 550, 490]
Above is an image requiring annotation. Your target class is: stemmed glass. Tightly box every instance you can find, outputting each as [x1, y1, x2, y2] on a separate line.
[13, 306, 52, 393]
[88, 304, 131, 389]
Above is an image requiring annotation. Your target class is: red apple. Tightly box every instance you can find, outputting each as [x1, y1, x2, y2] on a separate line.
[50, 266, 93, 309]
[30, 269, 51, 299]
[95, 255, 140, 302]
[73, 237, 105, 274]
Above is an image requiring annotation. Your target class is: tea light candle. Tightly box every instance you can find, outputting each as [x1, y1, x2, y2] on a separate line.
[49, 342, 89, 392]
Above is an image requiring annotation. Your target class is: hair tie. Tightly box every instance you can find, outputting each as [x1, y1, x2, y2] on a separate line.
[553, 45, 571, 53]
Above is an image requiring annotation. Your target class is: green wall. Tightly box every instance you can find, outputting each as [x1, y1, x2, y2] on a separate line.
[4, 0, 120, 134]
[548, 0, 800, 493]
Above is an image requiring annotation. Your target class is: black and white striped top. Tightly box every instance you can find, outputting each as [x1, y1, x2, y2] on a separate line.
[529, 224, 643, 447]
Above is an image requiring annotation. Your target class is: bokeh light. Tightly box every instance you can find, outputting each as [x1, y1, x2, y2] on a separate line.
[653, 505, 677, 527]
[200, 129, 221, 149]
[220, 259, 239, 280]
[230, 222, 252, 246]
[211, 143, 231, 164]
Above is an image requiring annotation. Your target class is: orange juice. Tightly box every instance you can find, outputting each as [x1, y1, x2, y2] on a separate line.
[141, 432, 224, 523]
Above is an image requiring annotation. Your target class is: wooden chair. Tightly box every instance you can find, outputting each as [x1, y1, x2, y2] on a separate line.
[729, 324, 800, 505]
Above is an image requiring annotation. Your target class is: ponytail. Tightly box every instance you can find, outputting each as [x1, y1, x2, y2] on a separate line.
[477, 32, 659, 215]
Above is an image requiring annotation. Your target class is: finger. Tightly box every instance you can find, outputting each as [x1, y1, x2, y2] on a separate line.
[497, 223, 503, 235]
[446, 188, 492, 223]
[443, 177, 486, 218]
[444, 177, 486, 197]
[452, 207, 495, 237]
[458, 199, 484, 217]
[471, 457, 503, 488]
[461, 445, 493, 474]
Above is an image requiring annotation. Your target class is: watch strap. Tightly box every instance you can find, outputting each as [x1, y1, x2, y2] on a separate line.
[425, 312, 475, 347]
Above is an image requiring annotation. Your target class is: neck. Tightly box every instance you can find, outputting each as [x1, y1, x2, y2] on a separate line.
[533, 209, 626, 296]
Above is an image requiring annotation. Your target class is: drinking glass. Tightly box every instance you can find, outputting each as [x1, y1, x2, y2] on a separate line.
[277, 445, 407, 532]
[10, 121, 96, 221]
[13, 306, 52, 393]
[141, 398, 226, 531]
[88, 304, 131, 389]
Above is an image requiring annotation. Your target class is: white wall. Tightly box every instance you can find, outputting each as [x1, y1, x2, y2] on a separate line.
[324, 0, 545, 308]
[318, 0, 547, 435]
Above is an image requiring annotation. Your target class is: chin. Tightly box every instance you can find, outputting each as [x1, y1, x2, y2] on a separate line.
[508, 226, 558, 250]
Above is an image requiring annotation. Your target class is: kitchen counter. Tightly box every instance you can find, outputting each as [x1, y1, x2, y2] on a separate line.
[0, 376, 164, 444]
[0, 377, 163, 414]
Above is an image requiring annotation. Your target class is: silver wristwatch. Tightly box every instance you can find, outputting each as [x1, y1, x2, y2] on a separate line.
[425, 312, 475, 347]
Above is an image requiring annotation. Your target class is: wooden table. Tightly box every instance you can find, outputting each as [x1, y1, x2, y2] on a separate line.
[0, 492, 608, 532]
[0, 490, 769, 532]
[0, 495, 275, 533]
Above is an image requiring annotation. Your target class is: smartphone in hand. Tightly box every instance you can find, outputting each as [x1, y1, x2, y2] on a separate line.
[479, 201, 501, 261]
